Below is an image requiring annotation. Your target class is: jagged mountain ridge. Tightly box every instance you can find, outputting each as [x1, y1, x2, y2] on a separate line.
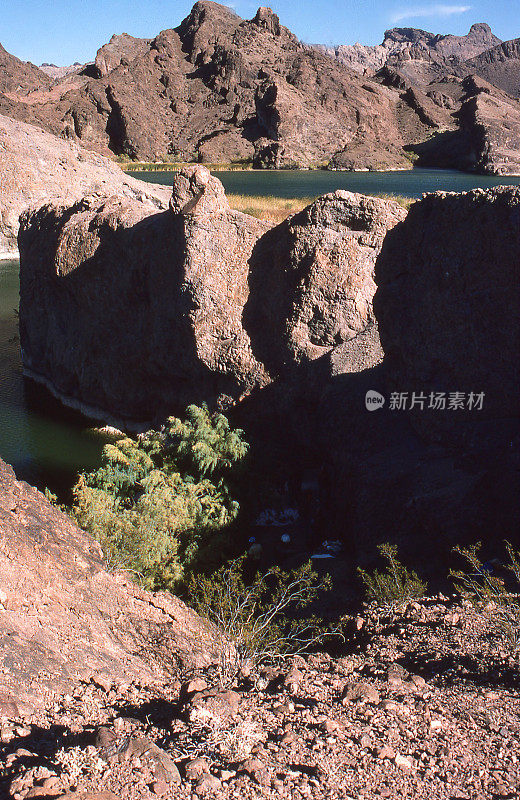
[311, 23, 502, 75]
[0, 3, 519, 172]
[0, 2, 436, 168]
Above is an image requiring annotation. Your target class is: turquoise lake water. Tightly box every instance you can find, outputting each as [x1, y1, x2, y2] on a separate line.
[3, 168, 520, 487]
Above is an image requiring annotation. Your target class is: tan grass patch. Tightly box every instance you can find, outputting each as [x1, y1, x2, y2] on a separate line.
[228, 194, 315, 223]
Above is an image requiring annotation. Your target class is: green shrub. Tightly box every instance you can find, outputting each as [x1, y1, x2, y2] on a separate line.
[71, 404, 248, 590]
[358, 543, 427, 609]
[188, 557, 339, 683]
[450, 541, 520, 652]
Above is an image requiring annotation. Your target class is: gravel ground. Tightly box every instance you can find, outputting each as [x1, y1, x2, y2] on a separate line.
[1, 596, 519, 800]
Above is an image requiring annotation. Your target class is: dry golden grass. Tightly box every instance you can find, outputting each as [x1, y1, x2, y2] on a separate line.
[228, 194, 314, 223]
[228, 192, 414, 224]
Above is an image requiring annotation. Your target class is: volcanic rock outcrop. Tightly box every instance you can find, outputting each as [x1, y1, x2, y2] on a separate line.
[0, 113, 170, 256]
[18, 167, 404, 422]
[374, 185, 520, 446]
[244, 192, 406, 374]
[293, 185, 520, 564]
[0, 457, 221, 713]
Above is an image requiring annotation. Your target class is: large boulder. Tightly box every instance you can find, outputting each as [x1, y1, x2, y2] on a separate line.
[302, 186, 520, 563]
[18, 167, 270, 422]
[374, 186, 520, 447]
[244, 191, 406, 375]
[0, 457, 221, 712]
[18, 172, 405, 423]
[0, 113, 170, 256]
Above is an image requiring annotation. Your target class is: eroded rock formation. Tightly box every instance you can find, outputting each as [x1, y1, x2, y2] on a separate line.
[0, 113, 170, 256]
[18, 167, 404, 422]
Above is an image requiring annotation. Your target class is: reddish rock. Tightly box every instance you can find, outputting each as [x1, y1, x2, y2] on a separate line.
[0, 458, 223, 711]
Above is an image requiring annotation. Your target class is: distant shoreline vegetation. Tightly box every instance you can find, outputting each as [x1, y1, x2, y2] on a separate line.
[119, 159, 256, 172]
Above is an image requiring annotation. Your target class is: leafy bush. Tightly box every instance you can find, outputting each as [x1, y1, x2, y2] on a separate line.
[71, 404, 248, 590]
[451, 541, 520, 652]
[358, 543, 427, 609]
[188, 557, 339, 684]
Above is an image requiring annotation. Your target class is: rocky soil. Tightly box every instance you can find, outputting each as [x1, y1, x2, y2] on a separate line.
[0, 113, 170, 256]
[1, 595, 519, 800]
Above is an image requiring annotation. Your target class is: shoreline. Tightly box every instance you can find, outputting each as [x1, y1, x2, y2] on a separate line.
[22, 363, 152, 435]
[122, 163, 520, 178]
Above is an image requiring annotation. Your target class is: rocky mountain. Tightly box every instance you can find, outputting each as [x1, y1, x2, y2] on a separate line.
[407, 75, 520, 174]
[0, 113, 170, 256]
[1, 5, 519, 172]
[0, 2, 490, 171]
[39, 61, 85, 79]
[311, 23, 501, 75]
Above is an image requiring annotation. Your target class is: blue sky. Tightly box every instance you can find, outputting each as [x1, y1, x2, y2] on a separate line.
[1, 0, 517, 66]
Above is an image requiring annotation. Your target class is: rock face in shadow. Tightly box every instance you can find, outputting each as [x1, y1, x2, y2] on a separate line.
[0, 113, 170, 256]
[19, 168, 270, 421]
[18, 168, 404, 423]
[303, 186, 520, 565]
[375, 185, 520, 447]
[0, 457, 221, 712]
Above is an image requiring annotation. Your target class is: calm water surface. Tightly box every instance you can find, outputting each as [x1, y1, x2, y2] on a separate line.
[132, 167, 520, 198]
[3, 168, 520, 487]
[0, 258, 103, 491]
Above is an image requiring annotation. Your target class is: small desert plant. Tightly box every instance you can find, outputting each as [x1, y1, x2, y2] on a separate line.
[450, 541, 520, 652]
[188, 557, 339, 684]
[358, 543, 428, 609]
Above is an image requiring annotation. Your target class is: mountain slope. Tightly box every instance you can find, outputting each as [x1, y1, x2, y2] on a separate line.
[0, 2, 450, 169]
[464, 38, 520, 97]
[0, 42, 52, 93]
